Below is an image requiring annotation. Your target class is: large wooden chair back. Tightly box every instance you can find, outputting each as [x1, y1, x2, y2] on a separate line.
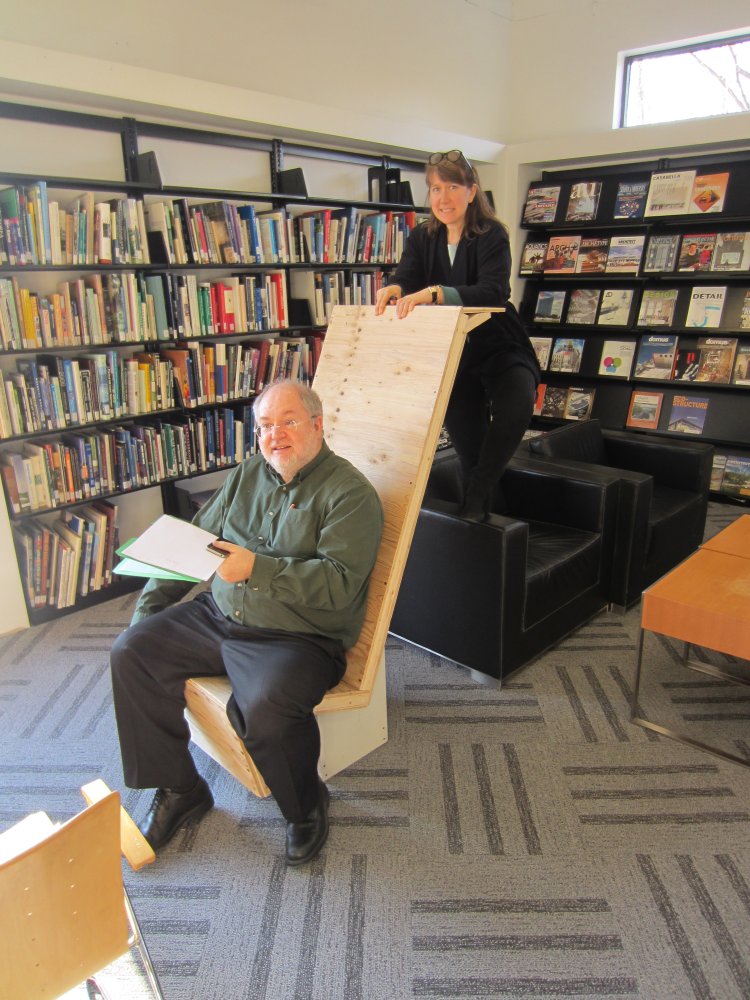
[184, 305, 495, 793]
[0, 792, 129, 999]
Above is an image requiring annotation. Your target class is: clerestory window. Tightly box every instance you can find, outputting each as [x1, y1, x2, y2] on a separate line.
[619, 33, 750, 128]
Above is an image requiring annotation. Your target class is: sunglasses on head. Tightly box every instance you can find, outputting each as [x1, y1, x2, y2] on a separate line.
[428, 149, 473, 171]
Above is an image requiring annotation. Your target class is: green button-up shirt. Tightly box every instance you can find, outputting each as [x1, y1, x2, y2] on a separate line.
[130, 442, 383, 649]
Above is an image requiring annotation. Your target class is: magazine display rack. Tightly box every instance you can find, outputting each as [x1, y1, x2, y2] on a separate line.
[519, 151, 750, 502]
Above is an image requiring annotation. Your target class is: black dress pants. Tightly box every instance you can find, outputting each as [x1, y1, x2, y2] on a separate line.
[110, 591, 346, 823]
[444, 363, 537, 515]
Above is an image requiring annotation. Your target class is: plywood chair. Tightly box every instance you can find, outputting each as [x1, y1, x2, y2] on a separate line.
[0, 781, 163, 1000]
[184, 304, 498, 795]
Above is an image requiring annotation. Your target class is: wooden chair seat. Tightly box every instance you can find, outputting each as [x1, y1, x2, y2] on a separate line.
[184, 305, 499, 795]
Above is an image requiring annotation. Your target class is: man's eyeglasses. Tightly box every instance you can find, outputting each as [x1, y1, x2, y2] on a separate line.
[255, 417, 317, 438]
[428, 149, 473, 171]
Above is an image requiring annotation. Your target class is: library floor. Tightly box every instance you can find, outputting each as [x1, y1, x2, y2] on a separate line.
[2, 502, 750, 1000]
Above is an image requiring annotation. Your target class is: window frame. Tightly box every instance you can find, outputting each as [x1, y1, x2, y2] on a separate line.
[618, 32, 750, 129]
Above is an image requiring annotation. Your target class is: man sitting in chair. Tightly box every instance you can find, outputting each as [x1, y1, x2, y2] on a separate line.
[110, 379, 384, 866]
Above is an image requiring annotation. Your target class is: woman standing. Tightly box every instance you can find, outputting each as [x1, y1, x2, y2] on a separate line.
[375, 150, 539, 519]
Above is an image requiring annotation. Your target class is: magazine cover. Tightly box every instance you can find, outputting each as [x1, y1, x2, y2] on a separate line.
[566, 288, 600, 325]
[597, 288, 634, 326]
[643, 234, 680, 273]
[533, 289, 566, 323]
[710, 231, 750, 272]
[673, 345, 700, 382]
[721, 456, 750, 498]
[626, 390, 663, 429]
[740, 290, 750, 331]
[677, 233, 716, 272]
[575, 236, 609, 274]
[636, 288, 679, 327]
[544, 235, 581, 273]
[539, 385, 568, 419]
[694, 337, 737, 383]
[633, 334, 678, 379]
[533, 383, 547, 416]
[732, 344, 750, 385]
[644, 170, 696, 217]
[598, 340, 636, 378]
[710, 453, 727, 492]
[565, 181, 602, 222]
[613, 179, 649, 220]
[549, 337, 585, 373]
[685, 287, 727, 328]
[605, 234, 645, 274]
[522, 184, 561, 224]
[689, 172, 730, 214]
[528, 336, 553, 370]
[563, 387, 596, 420]
[519, 239, 549, 275]
[667, 394, 709, 434]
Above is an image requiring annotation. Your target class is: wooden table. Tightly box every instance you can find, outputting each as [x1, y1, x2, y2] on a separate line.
[701, 514, 750, 558]
[630, 546, 750, 767]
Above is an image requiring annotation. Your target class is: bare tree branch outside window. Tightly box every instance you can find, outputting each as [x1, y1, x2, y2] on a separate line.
[621, 36, 750, 128]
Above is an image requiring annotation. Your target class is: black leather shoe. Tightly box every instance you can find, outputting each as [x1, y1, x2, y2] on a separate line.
[139, 776, 214, 851]
[285, 783, 330, 866]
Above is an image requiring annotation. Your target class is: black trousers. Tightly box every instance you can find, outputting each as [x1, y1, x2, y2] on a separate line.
[444, 363, 537, 515]
[110, 591, 346, 823]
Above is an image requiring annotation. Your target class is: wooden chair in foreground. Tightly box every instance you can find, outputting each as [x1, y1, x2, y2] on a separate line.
[0, 780, 163, 1000]
[184, 304, 498, 796]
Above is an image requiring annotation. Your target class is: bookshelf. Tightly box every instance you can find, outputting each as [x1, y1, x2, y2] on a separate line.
[0, 104, 424, 626]
[518, 151, 750, 504]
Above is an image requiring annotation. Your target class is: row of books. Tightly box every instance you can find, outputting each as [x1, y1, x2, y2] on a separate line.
[143, 200, 423, 268]
[529, 333, 750, 385]
[0, 184, 150, 267]
[12, 501, 120, 610]
[521, 230, 750, 278]
[522, 168, 731, 226]
[290, 269, 391, 326]
[0, 182, 424, 269]
[710, 453, 750, 499]
[0, 335, 321, 440]
[0, 269, 293, 352]
[531, 285, 750, 331]
[1, 405, 256, 516]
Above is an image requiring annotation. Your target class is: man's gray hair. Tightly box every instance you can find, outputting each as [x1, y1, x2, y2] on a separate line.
[252, 379, 323, 419]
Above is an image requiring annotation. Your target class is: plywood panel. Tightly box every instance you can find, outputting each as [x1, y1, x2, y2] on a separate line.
[185, 305, 494, 790]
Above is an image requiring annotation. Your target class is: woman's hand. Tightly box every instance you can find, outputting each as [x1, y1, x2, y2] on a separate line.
[212, 540, 256, 583]
[374, 284, 402, 315]
[393, 287, 433, 318]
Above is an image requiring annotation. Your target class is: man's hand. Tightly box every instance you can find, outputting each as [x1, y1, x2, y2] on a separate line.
[212, 540, 255, 583]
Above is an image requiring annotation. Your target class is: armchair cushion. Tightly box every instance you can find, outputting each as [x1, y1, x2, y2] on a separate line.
[528, 420, 713, 607]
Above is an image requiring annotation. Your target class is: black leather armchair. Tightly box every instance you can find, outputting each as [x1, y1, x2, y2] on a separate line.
[528, 420, 713, 608]
[390, 450, 618, 684]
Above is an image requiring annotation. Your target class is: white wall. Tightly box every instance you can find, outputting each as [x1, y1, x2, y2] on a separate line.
[0, 0, 511, 161]
[507, 0, 750, 143]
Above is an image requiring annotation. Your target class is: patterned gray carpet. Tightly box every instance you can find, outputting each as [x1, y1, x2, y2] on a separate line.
[2, 502, 750, 1000]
